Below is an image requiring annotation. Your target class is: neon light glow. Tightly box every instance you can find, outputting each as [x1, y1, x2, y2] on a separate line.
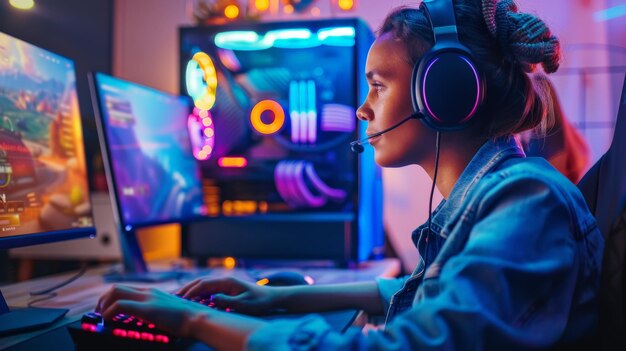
[222, 200, 257, 215]
[250, 99, 285, 134]
[338, 0, 354, 11]
[317, 27, 355, 41]
[9, 0, 34, 10]
[224, 256, 236, 269]
[299, 81, 307, 142]
[594, 5, 626, 21]
[255, 0, 270, 11]
[274, 161, 345, 208]
[460, 56, 480, 122]
[217, 49, 242, 72]
[224, 4, 240, 19]
[421, 56, 479, 125]
[321, 104, 355, 132]
[422, 57, 441, 122]
[214, 27, 355, 51]
[214, 31, 272, 51]
[155, 335, 170, 343]
[266, 29, 319, 49]
[289, 81, 300, 143]
[218, 157, 248, 168]
[289, 80, 317, 143]
[307, 80, 317, 143]
[81, 323, 97, 332]
[266, 29, 311, 40]
[188, 109, 215, 161]
[185, 52, 218, 110]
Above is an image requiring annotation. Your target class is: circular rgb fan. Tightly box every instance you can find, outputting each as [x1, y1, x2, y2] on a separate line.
[187, 108, 215, 161]
[186, 51, 218, 111]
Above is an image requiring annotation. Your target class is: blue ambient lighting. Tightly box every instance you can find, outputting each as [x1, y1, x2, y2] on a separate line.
[594, 5, 626, 22]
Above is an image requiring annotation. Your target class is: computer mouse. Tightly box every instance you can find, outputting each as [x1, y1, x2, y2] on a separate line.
[258, 271, 312, 287]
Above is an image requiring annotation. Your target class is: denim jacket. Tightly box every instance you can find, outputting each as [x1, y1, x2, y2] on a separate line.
[248, 137, 604, 350]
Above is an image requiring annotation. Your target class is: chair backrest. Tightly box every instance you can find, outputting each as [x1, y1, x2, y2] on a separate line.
[577, 73, 626, 349]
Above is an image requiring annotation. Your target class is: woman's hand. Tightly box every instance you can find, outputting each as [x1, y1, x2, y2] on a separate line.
[176, 276, 283, 315]
[95, 284, 208, 338]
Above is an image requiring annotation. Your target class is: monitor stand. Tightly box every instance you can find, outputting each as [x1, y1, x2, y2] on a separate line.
[0, 290, 68, 336]
[103, 227, 182, 282]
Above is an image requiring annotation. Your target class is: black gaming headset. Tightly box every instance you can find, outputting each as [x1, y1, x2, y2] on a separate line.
[411, 0, 484, 132]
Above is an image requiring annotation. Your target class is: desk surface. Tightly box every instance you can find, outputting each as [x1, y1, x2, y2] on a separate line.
[0, 258, 400, 350]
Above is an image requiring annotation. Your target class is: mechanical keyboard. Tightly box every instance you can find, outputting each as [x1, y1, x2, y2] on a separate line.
[68, 296, 219, 351]
[69, 294, 358, 351]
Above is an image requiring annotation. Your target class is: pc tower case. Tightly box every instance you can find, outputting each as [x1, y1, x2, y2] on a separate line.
[180, 18, 382, 265]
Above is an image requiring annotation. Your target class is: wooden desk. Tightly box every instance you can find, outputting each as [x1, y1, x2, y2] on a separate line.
[0, 258, 400, 350]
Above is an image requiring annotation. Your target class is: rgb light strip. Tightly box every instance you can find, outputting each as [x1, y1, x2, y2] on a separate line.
[320, 104, 355, 132]
[289, 80, 317, 144]
[214, 26, 355, 51]
[274, 160, 346, 208]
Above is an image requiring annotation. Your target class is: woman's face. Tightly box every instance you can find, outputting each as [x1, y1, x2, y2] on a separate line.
[356, 32, 431, 168]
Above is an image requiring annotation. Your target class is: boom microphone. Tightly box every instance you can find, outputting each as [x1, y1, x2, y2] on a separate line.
[350, 113, 422, 153]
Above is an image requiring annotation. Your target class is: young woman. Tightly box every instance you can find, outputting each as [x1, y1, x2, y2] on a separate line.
[96, 1, 604, 349]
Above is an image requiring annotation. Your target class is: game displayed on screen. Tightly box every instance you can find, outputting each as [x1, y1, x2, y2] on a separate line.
[93, 73, 207, 226]
[181, 22, 360, 217]
[0, 32, 93, 237]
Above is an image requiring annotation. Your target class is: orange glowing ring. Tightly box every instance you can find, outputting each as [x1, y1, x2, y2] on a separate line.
[250, 100, 285, 135]
[192, 52, 218, 110]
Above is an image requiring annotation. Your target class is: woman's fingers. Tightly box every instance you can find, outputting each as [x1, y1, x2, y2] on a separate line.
[211, 293, 244, 310]
[181, 277, 242, 299]
[176, 278, 201, 296]
[101, 299, 145, 320]
[96, 285, 149, 313]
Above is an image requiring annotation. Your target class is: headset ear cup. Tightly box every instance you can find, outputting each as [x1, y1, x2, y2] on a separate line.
[413, 0, 484, 132]
[413, 49, 482, 132]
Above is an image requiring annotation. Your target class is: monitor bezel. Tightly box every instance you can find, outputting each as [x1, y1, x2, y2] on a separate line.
[0, 228, 95, 250]
[0, 31, 96, 250]
[88, 71, 206, 231]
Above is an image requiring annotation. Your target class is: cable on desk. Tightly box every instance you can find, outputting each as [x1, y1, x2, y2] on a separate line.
[27, 293, 57, 307]
[26, 264, 89, 307]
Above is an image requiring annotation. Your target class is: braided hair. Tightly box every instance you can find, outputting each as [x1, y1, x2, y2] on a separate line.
[482, 0, 560, 73]
[379, 0, 561, 138]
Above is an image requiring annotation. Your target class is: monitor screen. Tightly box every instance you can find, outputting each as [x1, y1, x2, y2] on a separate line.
[181, 21, 360, 219]
[0, 31, 95, 249]
[91, 73, 206, 228]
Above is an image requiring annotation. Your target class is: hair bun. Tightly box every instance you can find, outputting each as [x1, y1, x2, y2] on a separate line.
[482, 0, 561, 73]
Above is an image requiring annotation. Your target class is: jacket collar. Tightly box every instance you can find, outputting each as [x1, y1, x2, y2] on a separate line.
[412, 136, 526, 244]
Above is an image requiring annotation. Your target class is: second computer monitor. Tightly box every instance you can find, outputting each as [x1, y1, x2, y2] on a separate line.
[90, 72, 206, 230]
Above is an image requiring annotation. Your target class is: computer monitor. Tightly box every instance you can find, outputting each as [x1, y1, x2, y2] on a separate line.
[89, 72, 207, 281]
[0, 31, 95, 335]
[179, 18, 382, 265]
